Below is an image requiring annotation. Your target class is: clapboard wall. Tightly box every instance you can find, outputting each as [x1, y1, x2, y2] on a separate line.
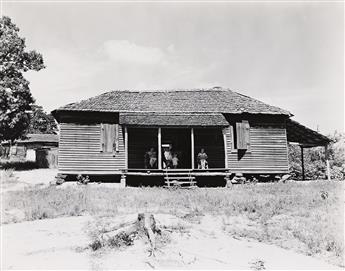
[225, 122, 289, 174]
[58, 123, 126, 173]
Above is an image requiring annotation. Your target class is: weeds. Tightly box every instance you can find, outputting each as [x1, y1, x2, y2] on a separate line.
[90, 231, 135, 251]
[2, 180, 344, 266]
[1, 169, 17, 183]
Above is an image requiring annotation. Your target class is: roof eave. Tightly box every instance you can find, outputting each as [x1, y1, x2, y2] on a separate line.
[52, 108, 291, 116]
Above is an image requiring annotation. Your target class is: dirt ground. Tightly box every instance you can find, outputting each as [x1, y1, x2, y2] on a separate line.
[1, 169, 343, 269]
[0, 168, 58, 193]
[1, 214, 340, 270]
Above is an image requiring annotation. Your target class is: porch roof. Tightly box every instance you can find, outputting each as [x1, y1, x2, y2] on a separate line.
[286, 119, 331, 147]
[119, 112, 229, 126]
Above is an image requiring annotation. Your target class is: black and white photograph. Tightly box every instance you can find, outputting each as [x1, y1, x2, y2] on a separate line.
[0, 0, 344, 269]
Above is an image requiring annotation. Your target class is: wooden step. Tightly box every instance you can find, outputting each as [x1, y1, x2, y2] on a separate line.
[163, 185, 197, 189]
[164, 176, 195, 180]
[163, 168, 192, 172]
[164, 172, 192, 176]
[165, 181, 196, 184]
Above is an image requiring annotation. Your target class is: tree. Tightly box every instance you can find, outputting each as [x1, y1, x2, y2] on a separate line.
[26, 105, 57, 134]
[288, 132, 345, 180]
[0, 16, 45, 142]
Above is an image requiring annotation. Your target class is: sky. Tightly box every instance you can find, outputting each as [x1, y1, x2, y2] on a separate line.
[2, 1, 344, 135]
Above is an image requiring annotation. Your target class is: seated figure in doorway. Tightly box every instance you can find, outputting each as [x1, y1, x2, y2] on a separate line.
[144, 147, 157, 169]
[172, 153, 179, 169]
[197, 148, 208, 169]
[162, 145, 173, 169]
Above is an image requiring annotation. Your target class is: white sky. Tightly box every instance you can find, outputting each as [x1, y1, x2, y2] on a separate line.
[2, 1, 344, 135]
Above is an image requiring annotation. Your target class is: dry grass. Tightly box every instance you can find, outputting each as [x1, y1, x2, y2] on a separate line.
[1, 177, 344, 266]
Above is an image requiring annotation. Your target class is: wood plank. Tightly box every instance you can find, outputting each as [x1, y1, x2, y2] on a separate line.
[125, 126, 128, 169]
[164, 177, 196, 180]
[191, 128, 195, 169]
[223, 127, 229, 169]
[158, 128, 162, 170]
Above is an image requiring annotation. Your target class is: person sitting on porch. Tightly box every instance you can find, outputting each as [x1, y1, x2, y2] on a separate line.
[162, 145, 173, 169]
[197, 148, 208, 169]
[172, 153, 179, 169]
[144, 147, 157, 169]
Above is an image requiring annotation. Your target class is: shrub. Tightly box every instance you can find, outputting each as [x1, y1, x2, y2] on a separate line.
[289, 131, 345, 180]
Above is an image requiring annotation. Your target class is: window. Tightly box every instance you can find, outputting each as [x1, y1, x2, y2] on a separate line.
[10, 145, 17, 155]
[231, 120, 250, 151]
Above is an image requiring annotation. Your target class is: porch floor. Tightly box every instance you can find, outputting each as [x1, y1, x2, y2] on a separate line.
[125, 168, 231, 176]
[58, 168, 231, 177]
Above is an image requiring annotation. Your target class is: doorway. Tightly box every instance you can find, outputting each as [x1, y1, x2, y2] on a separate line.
[161, 128, 191, 169]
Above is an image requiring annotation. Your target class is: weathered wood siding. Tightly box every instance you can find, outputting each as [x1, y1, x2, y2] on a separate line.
[225, 122, 289, 173]
[58, 123, 126, 172]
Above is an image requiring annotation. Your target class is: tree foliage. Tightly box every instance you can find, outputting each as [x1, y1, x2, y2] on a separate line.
[289, 131, 345, 180]
[0, 16, 45, 142]
[26, 105, 57, 134]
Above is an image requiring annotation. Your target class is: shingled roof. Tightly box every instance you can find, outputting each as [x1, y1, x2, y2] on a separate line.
[1, 134, 58, 146]
[19, 134, 59, 144]
[119, 112, 229, 126]
[53, 88, 291, 116]
[286, 119, 331, 147]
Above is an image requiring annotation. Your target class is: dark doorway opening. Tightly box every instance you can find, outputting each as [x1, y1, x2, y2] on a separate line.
[161, 128, 191, 169]
[128, 128, 158, 169]
[194, 128, 225, 168]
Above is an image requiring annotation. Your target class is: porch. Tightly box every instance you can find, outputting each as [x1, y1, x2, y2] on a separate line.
[126, 127, 228, 171]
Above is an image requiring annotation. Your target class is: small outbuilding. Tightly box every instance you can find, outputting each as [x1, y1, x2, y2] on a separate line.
[1, 133, 59, 168]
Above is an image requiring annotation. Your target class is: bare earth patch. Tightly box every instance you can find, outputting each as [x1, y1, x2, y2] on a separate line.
[1, 169, 344, 268]
[1, 214, 341, 270]
[0, 168, 57, 193]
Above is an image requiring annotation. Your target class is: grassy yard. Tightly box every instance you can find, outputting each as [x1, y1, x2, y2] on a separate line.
[1, 171, 344, 267]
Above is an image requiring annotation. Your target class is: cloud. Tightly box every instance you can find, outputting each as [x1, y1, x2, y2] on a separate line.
[26, 41, 222, 113]
[102, 40, 166, 65]
[26, 47, 104, 111]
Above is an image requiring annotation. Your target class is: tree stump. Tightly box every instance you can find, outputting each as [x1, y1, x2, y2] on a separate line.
[96, 213, 160, 256]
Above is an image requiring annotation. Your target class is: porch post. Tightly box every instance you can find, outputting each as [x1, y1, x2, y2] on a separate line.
[124, 126, 128, 169]
[191, 128, 195, 169]
[158, 128, 162, 169]
[223, 128, 229, 169]
[300, 145, 305, 181]
[325, 145, 331, 181]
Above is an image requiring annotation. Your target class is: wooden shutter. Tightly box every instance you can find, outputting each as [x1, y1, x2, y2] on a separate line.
[100, 124, 105, 152]
[115, 124, 119, 152]
[243, 120, 251, 151]
[236, 120, 250, 150]
[100, 124, 116, 153]
[230, 125, 235, 150]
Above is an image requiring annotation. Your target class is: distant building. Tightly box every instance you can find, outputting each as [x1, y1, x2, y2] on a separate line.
[1, 133, 59, 168]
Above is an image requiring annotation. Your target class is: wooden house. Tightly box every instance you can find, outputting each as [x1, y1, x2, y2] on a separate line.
[52, 88, 330, 186]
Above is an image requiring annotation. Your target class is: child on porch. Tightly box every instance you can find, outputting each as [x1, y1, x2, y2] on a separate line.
[144, 147, 157, 169]
[197, 148, 208, 169]
[162, 145, 173, 169]
[172, 153, 179, 169]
